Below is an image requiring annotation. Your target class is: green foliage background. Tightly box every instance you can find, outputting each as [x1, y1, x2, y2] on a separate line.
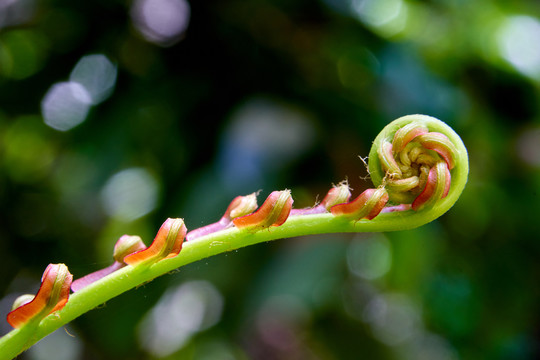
[1, 0, 539, 359]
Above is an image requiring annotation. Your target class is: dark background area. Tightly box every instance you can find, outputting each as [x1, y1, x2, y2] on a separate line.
[1, 0, 540, 359]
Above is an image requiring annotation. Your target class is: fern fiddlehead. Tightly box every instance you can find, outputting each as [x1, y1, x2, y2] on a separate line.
[0, 114, 468, 359]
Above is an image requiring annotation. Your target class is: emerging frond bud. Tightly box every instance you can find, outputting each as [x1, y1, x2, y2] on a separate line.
[7, 263, 73, 329]
[290, 183, 351, 216]
[385, 176, 420, 193]
[186, 193, 259, 241]
[226, 193, 258, 220]
[321, 183, 352, 211]
[392, 123, 428, 152]
[411, 161, 451, 211]
[377, 141, 402, 177]
[331, 187, 389, 220]
[72, 235, 147, 292]
[414, 132, 457, 170]
[233, 190, 293, 230]
[11, 295, 35, 311]
[124, 218, 187, 266]
[289, 184, 351, 216]
[113, 235, 147, 263]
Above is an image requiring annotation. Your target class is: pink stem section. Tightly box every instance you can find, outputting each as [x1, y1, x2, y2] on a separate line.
[381, 204, 412, 213]
[71, 262, 124, 292]
[290, 204, 328, 216]
[186, 218, 231, 241]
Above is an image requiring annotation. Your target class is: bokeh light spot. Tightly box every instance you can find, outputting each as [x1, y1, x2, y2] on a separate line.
[41, 82, 92, 131]
[347, 234, 392, 280]
[363, 293, 420, 346]
[100, 168, 159, 222]
[220, 98, 315, 190]
[255, 295, 311, 351]
[497, 15, 540, 80]
[0, 30, 46, 79]
[42, 54, 116, 131]
[69, 54, 117, 104]
[0, 0, 36, 29]
[351, 0, 407, 37]
[138, 281, 224, 357]
[2, 116, 55, 183]
[27, 328, 82, 360]
[131, 0, 191, 47]
[405, 333, 458, 360]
